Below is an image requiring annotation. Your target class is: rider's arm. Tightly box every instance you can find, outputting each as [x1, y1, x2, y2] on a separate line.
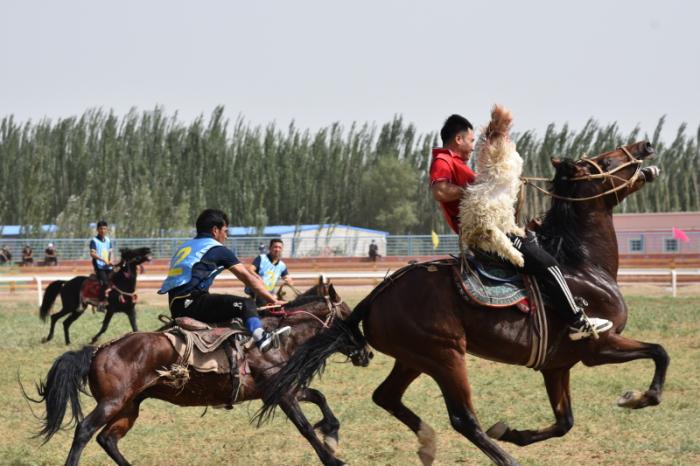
[431, 181, 464, 202]
[228, 263, 284, 305]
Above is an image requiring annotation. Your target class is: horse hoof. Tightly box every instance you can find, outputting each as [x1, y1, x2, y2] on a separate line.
[486, 421, 509, 440]
[617, 390, 644, 408]
[41, 337, 48, 344]
[324, 435, 338, 454]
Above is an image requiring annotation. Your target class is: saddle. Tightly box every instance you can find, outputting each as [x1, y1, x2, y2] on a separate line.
[452, 251, 549, 369]
[159, 317, 252, 408]
[453, 249, 532, 313]
[80, 275, 106, 306]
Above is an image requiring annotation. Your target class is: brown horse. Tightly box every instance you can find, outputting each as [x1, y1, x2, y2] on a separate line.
[261, 141, 668, 466]
[27, 279, 370, 466]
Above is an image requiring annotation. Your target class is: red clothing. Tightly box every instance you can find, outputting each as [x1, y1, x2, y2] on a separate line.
[429, 148, 476, 233]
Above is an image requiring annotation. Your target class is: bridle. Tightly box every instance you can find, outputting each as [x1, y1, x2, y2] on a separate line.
[265, 286, 343, 329]
[521, 146, 644, 202]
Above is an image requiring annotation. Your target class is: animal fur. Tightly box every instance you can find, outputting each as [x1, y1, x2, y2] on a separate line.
[459, 105, 525, 267]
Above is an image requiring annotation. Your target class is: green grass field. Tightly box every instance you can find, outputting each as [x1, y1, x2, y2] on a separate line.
[0, 290, 698, 465]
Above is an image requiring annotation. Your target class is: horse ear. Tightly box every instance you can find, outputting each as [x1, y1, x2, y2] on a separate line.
[328, 282, 339, 302]
[550, 157, 561, 168]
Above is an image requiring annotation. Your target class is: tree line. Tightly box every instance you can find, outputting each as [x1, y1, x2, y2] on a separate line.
[0, 107, 697, 237]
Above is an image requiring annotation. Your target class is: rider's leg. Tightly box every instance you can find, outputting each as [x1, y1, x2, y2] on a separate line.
[95, 268, 109, 310]
[181, 293, 290, 352]
[510, 234, 612, 340]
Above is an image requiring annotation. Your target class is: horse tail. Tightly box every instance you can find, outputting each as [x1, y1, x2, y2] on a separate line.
[23, 346, 95, 443]
[258, 297, 372, 423]
[39, 280, 65, 322]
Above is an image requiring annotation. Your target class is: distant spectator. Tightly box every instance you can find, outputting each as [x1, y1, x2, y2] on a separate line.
[44, 243, 58, 266]
[21, 245, 34, 266]
[0, 245, 11, 264]
[258, 241, 266, 254]
[368, 240, 379, 262]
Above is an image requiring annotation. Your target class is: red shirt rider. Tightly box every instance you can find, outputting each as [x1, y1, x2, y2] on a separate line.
[430, 114, 477, 233]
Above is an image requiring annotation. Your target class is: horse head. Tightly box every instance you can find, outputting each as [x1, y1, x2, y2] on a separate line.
[118, 247, 152, 269]
[549, 140, 659, 208]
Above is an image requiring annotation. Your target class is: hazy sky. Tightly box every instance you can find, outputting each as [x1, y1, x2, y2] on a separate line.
[1, 0, 698, 141]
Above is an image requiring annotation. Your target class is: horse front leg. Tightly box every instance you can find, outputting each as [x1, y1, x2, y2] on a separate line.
[126, 306, 138, 332]
[297, 387, 340, 454]
[487, 367, 574, 446]
[582, 333, 669, 409]
[279, 395, 346, 466]
[91, 310, 115, 344]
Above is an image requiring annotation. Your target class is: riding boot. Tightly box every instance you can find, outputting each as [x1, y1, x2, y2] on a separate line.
[545, 265, 612, 340]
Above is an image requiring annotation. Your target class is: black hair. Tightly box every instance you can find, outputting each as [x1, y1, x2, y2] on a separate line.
[196, 209, 230, 234]
[269, 238, 283, 248]
[96, 220, 108, 228]
[440, 114, 473, 145]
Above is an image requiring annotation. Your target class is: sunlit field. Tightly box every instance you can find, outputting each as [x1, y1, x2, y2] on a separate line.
[0, 287, 698, 465]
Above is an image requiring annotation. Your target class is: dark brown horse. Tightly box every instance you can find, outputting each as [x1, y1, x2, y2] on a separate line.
[27, 279, 370, 466]
[39, 247, 152, 344]
[262, 141, 668, 466]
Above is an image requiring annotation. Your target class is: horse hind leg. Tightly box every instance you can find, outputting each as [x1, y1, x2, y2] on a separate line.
[431, 351, 520, 466]
[96, 400, 141, 466]
[62, 310, 84, 345]
[582, 333, 669, 409]
[297, 388, 341, 454]
[487, 368, 574, 446]
[42, 308, 71, 343]
[372, 360, 437, 466]
[65, 400, 123, 466]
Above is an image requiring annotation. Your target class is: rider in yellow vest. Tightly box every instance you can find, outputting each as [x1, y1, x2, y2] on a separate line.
[159, 209, 290, 352]
[89, 220, 113, 311]
[246, 239, 293, 305]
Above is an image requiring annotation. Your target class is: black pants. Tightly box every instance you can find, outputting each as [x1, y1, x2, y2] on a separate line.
[508, 234, 580, 324]
[94, 268, 110, 301]
[170, 291, 259, 324]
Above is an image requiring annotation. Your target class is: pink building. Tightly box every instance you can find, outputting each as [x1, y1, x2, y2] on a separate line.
[614, 212, 700, 255]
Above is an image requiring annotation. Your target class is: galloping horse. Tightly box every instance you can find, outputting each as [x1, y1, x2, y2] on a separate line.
[262, 141, 668, 466]
[27, 279, 370, 466]
[39, 247, 152, 344]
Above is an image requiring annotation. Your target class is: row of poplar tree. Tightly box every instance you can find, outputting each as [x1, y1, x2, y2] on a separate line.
[0, 106, 698, 237]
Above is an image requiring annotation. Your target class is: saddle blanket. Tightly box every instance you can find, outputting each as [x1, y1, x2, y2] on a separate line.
[453, 252, 532, 312]
[162, 318, 250, 374]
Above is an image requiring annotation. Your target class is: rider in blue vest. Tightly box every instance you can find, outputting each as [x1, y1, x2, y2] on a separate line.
[245, 238, 293, 305]
[89, 220, 113, 311]
[159, 209, 290, 352]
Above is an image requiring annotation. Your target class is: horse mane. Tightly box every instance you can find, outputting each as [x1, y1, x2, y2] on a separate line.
[537, 159, 587, 265]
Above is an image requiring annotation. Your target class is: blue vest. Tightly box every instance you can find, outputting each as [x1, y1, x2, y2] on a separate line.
[158, 237, 223, 294]
[257, 254, 287, 291]
[93, 236, 112, 269]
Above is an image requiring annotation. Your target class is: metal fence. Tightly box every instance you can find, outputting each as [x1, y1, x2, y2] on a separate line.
[0, 232, 698, 261]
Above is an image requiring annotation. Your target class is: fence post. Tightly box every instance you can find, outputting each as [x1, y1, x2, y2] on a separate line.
[671, 270, 677, 298]
[35, 276, 42, 307]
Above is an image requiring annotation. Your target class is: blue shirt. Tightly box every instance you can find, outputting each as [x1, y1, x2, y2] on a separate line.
[167, 233, 240, 298]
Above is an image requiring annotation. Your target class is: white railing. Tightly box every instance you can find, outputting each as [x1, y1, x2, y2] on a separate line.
[2, 269, 699, 306]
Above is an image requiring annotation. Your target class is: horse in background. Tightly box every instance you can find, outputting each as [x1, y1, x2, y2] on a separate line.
[26, 278, 370, 466]
[261, 141, 667, 466]
[39, 247, 152, 345]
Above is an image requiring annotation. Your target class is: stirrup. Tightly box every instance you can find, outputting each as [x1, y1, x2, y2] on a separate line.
[256, 326, 291, 352]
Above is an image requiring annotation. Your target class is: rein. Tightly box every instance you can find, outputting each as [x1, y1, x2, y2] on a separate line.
[264, 295, 342, 329]
[521, 146, 643, 202]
